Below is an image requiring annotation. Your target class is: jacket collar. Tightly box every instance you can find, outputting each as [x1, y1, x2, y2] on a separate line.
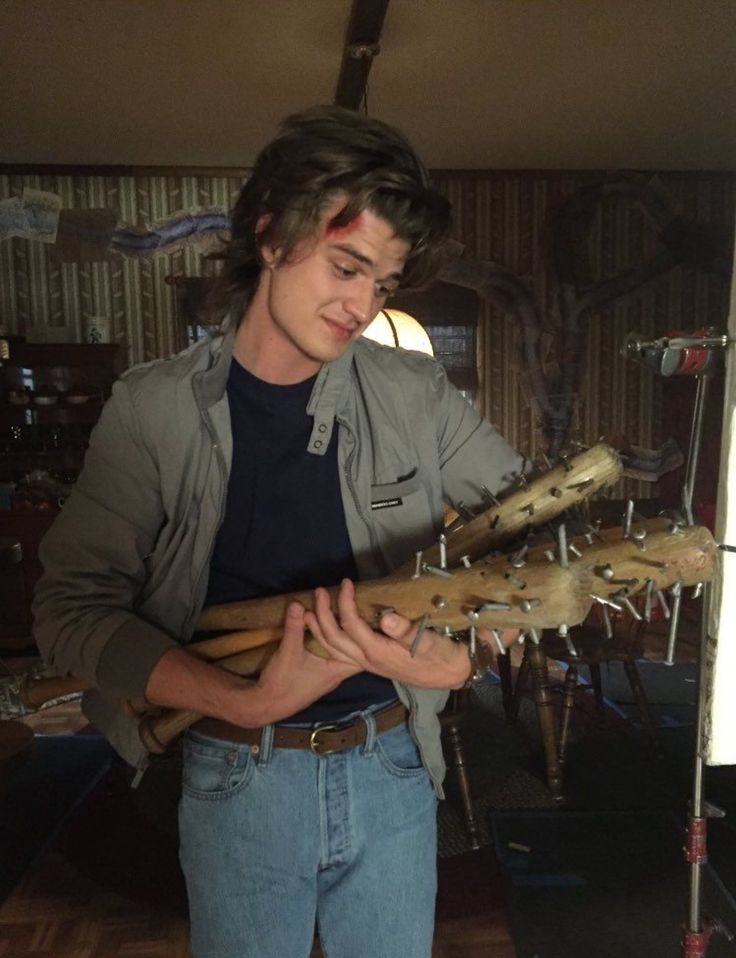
[197, 318, 355, 453]
[305, 344, 355, 455]
[192, 321, 236, 409]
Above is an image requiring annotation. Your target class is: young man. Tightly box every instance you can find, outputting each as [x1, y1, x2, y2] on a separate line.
[33, 106, 524, 958]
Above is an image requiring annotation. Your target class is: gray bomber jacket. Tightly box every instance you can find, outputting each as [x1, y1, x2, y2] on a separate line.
[33, 324, 524, 793]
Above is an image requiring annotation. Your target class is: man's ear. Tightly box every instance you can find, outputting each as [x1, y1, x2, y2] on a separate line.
[255, 212, 278, 268]
[255, 212, 272, 236]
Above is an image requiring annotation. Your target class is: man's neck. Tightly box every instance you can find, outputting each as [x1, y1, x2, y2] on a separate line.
[233, 289, 321, 386]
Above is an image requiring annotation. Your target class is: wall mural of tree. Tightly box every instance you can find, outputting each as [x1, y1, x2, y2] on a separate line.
[439, 172, 733, 463]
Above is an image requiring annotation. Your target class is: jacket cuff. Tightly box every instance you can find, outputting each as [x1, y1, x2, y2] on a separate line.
[96, 619, 178, 700]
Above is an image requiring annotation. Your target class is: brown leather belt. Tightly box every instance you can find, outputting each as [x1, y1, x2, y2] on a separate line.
[192, 701, 408, 756]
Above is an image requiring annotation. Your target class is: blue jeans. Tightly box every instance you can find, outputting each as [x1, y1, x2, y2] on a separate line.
[178, 705, 438, 958]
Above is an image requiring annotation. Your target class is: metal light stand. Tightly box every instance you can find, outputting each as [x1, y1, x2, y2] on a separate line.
[623, 329, 733, 957]
[665, 372, 709, 667]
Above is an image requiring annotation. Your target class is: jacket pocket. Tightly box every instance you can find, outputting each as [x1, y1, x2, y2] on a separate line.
[369, 472, 437, 570]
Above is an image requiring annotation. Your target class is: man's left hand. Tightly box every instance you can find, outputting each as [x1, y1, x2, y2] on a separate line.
[304, 578, 483, 689]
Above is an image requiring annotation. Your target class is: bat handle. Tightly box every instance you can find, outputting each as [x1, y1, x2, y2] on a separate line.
[138, 708, 202, 754]
[19, 674, 88, 710]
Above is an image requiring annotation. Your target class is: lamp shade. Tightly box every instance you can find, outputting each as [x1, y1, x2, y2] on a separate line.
[362, 309, 433, 355]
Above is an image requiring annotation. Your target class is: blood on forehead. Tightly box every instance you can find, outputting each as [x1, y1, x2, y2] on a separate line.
[325, 211, 363, 238]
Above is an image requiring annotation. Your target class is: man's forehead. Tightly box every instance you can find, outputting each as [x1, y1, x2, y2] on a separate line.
[320, 198, 398, 241]
[325, 212, 364, 239]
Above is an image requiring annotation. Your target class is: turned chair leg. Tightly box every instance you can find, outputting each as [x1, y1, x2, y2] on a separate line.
[526, 643, 564, 801]
[442, 690, 483, 850]
[558, 665, 578, 767]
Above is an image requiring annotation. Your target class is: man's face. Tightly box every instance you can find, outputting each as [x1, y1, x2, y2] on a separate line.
[258, 198, 410, 373]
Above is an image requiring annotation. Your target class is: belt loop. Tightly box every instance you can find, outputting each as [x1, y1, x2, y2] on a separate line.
[362, 709, 378, 754]
[258, 724, 274, 765]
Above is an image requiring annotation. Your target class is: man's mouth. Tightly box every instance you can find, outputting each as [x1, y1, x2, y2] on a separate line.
[323, 318, 356, 341]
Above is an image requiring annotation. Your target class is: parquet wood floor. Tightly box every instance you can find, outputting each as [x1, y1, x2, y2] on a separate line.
[0, 848, 516, 957]
[0, 695, 517, 957]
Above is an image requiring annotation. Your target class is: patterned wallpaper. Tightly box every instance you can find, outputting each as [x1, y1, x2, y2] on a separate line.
[0, 172, 243, 362]
[1, 170, 733, 496]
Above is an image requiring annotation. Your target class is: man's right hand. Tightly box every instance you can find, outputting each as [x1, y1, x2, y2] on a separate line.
[144, 601, 359, 730]
[247, 601, 361, 725]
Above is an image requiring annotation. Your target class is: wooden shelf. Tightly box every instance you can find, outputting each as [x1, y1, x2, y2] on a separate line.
[0, 342, 124, 647]
[1, 400, 103, 425]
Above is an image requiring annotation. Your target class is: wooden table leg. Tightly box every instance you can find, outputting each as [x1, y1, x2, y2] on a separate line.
[496, 650, 513, 719]
[509, 650, 530, 721]
[623, 659, 660, 747]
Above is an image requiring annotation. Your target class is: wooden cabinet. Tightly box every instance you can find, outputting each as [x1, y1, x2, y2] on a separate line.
[0, 342, 124, 651]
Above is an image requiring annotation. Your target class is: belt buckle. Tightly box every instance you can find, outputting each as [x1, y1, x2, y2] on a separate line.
[309, 723, 343, 755]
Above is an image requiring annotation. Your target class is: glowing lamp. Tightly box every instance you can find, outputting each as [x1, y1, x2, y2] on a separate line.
[362, 309, 433, 356]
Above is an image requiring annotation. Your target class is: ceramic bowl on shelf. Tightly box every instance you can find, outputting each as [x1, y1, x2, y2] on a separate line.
[33, 392, 59, 406]
[66, 393, 91, 405]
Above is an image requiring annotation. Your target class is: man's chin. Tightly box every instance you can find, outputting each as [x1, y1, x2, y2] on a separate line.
[308, 336, 356, 364]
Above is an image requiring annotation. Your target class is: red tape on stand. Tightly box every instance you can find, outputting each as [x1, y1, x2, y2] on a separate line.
[682, 926, 711, 958]
[684, 818, 708, 864]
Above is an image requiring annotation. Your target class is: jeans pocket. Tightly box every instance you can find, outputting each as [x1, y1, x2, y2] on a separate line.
[374, 724, 427, 778]
[181, 734, 254, 801]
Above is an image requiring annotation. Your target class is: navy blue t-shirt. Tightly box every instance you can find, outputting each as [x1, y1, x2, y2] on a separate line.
[205, 358, 396, 723]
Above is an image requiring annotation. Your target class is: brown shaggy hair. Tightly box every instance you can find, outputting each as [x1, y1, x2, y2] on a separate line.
[209, 105, 451, 326]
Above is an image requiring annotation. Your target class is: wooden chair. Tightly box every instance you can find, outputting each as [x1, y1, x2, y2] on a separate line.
[440, 688, 483, 850]
[499, 606, 659, 799]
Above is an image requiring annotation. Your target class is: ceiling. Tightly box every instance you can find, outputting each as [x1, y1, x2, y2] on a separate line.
[1, 0, 735, 170]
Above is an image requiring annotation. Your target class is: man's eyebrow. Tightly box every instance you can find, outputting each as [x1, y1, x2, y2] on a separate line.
[329, 242, 403, 282]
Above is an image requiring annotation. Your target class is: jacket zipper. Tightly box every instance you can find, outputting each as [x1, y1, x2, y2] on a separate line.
[185, 404, 229, 639]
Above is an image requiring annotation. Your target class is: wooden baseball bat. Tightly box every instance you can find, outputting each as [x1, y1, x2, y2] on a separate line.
[137, 520, 716, 753]
[15, 444, 623, 715]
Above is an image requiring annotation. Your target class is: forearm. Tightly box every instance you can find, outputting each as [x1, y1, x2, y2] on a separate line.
[144, 601, 361, 728]
[144, 646, 268, 727]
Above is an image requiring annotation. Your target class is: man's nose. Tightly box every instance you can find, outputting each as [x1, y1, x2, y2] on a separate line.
[344, 287, 375, 324]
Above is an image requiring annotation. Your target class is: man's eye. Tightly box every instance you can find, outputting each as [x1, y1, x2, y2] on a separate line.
[334, 264, 357, 279]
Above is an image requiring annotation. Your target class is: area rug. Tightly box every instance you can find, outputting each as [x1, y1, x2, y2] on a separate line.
[489, 807, 736, 958]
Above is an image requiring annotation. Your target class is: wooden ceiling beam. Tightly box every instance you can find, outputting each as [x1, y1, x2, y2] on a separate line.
[334, 0, 391, 111]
